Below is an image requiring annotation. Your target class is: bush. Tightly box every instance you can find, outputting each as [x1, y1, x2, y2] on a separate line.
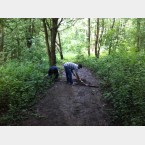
[75, 51, 145, 125]
[0, 60, 51, 124]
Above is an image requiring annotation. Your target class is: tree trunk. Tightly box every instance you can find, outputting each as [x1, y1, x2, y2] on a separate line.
[97, 18, 104, 58]
[0, 23, 4, 52]
[57, 32, 63, 59]
[50, 18, 58, 66]
[42, 18, 51, 65]
[137, 18, 141, 52]
[108, 18, 115, 55]
[95, 18, 100, 57]
[42, 18, 59, 66]
[26, 18, 36, 48]
[0, 22, 5, 62]
[87, 18, 91, 56]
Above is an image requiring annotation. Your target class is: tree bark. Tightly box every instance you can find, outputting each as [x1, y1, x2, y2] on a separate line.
[50, 18, 58, 66]
[0, 23, 4, 52]
[137, 18, 141, 52]
[42, 18, 51, 64]
[95, 18, 100, 57]
[87, 18, 91, 56]
[97, 18, 104, 58]
[42, 18, 60, 66]
[108, 18, 115, 55]
[26, 18, 36, 48]
[57, 32, 63, 59]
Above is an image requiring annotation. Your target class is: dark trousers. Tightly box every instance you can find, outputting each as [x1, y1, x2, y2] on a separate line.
[64, 65, 73, 84]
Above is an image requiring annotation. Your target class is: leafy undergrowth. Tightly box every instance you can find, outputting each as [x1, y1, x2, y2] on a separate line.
[76, 51, 145, 125]
[0, 60, 52, 125]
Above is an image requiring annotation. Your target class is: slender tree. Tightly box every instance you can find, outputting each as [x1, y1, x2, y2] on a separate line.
[0, 20, 5, 62]
[0, 20, 4, 52]
[26, 18, 35, 48]
[94, 18, 100, 57]
[97, 18, 105, 58]
[108, 18, 115, 55]
[87, 18, 91, 56]
[42, 18, 63, 66]
[136, 18, 141, 52]
[56, 31, 63, 59]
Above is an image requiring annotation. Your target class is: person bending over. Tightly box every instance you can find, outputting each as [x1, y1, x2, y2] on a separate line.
[63, 62, 82, 85]
[48, 66, 59, 80]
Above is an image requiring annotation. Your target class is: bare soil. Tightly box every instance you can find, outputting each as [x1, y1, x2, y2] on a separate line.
[20, 67, 110, 126]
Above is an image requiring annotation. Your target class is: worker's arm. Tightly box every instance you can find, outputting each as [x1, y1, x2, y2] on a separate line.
[75, 73, 88, 86]
[73, 71, 88, 85]
[72, 71, 76, 77]
[74, 72, 82, 82]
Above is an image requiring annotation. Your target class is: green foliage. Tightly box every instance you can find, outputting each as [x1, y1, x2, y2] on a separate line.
[59, 19, 87, 53]
[0, 18, 51, 125]
[0, 58, 51, 124]
[1, 18, 145, 126]
[75, 50, 145, 125]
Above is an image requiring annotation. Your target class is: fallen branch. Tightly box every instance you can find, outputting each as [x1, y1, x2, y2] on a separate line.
[79, 83, 98, 88]
[76, 79, 99, 88]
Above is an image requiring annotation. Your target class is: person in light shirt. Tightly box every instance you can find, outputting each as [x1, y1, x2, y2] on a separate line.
[63, 62, 82, 85]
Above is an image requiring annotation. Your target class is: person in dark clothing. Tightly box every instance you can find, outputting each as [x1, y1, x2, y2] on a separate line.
[48, 66, 59, 80]
[63, 62, 82, 85]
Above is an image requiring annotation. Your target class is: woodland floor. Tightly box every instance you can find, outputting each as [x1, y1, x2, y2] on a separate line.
[19, 67, 110, 126]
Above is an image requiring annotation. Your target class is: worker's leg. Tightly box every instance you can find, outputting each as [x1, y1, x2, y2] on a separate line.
[64, 66, 73, 84]
[67, 69, 73, 84]
[64, 66, 69, 82]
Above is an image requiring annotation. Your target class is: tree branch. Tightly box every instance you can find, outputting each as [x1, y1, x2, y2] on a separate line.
[57, 18, 63, 28]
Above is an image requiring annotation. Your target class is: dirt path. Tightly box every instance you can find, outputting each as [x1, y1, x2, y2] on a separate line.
[20, 67, 110, 126]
